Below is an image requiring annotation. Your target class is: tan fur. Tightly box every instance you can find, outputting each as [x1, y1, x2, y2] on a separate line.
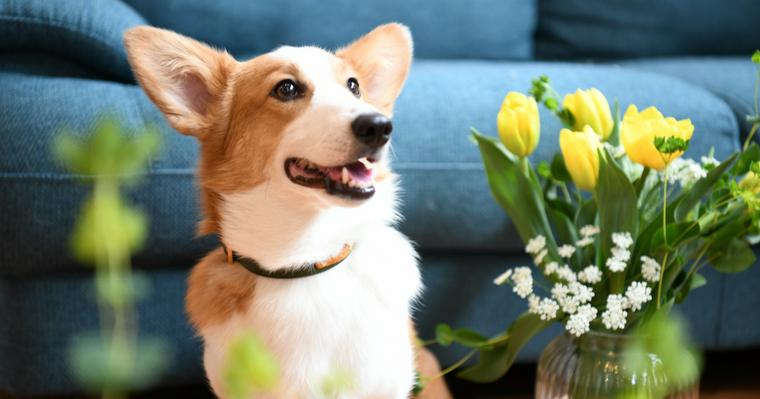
[337, 23, 413, 115]
[186, 248, 257, 330]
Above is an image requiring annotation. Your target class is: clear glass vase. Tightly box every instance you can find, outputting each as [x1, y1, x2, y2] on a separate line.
[536, 331, 699, 399]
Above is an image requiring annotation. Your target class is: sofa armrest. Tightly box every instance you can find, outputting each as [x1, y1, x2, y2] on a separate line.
[0, 0, 146, 82]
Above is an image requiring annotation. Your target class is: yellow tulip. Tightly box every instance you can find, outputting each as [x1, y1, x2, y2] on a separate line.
[497, 92, 540, 157]
[620, 105, 694, 171]
[562, 88, 614, 140]
[559, 126, 601, 191]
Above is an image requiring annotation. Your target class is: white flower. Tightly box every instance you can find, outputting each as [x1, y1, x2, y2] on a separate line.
[534, 249, 548, 265]
[544, 261, 559, 276]
[580, 225, 600, 237]
[578, 265, 602, 284]
[566, 304, 598, 337]
[606, 257, 627, 273]
[602, 294, 629, 330]
[557, 265, 577, 282]
[569, 282, 595, 303]
[625, 281, 653, 311]
[558, 244, 576, 258]
[575, 236, 595, 247]
[611, 247, 631, 262]
[701, 156, 719, 168]
[640, 256, 661, 283]
[551, 283, 569, 302]
[612, 232, 634, 249]
[493, 269, 513, 285]
[511, 267, 534, 298]
[666, 158, 707, 187]
[537, 298, 560, 321]
[526, 235, 547, 254]
[528, 294, 541, 314]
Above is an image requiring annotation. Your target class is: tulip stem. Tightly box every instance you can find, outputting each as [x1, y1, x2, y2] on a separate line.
[662, 170, 669, 246]
[743, 123, 759, 151]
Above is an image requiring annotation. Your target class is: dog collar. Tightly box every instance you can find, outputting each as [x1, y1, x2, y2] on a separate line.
[222, 242, 353, 279]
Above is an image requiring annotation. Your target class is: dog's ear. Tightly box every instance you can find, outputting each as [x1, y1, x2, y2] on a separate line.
[337, 23, 413, 115]
[124, 26, 236, 138]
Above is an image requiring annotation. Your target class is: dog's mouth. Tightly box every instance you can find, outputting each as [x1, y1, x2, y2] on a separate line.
[285, 157, 377, 199]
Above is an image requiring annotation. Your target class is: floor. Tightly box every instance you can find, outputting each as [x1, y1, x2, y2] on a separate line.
[3, 349, 759, 398]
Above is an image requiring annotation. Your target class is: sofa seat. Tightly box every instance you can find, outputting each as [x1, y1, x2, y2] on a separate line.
[0, 61, 741, 275]
[617, 57, 759, 136]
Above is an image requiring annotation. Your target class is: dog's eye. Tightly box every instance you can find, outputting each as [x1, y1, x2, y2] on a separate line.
[272, 79, 302, 101]
[347, 77, 360, 98]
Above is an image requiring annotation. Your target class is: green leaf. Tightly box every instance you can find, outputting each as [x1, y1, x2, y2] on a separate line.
[471, 130, 556, 248]
[752, 50, 760, 64]
[224, 332, 280, 399]
[675, 152, 738, 221]
[650, 222, 700, 252]
[596, 150, 639, 292]
[675, 272, 707, 304]
[730, 143, 760, 175]
[709, 238, 756, 273]
[550, 153, 571, 182]
[548, 207, 579, 248]
[575, 199, 597, 228]
[451, 328, 492, 350]
[435, 324, 454, 346]
[458, 313, 549, 382]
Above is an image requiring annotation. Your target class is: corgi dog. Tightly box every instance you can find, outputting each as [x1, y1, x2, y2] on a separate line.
[124, 24, 450, 398]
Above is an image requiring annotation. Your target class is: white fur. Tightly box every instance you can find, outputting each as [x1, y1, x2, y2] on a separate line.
[201, 45, 422, 398]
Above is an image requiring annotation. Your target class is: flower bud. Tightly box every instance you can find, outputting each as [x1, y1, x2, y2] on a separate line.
[562, 88, 614, 140]
[497, 92, 540, 157]
[559, 126, 601, 191]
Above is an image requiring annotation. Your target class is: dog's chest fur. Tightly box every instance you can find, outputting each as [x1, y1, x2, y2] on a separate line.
[199, 223, 422, 398]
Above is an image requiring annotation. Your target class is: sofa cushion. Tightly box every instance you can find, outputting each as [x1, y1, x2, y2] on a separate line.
[0, 62, 740, 275]
[537, 0, 760, 60]
[0, 0, 146, 82]
[616, 57, 759, 138]
[123, 0, 537, 60]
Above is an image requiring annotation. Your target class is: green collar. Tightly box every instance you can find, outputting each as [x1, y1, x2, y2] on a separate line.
[222, 243, 353, 279]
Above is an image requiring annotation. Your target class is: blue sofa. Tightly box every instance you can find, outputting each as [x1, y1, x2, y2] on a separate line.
[1, 0, 759, 395]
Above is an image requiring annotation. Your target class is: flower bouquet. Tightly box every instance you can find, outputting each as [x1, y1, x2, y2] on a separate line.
[433, 52, 760, 398]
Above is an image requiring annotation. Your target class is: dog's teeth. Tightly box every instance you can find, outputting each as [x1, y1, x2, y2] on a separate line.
[341, 167, 350, 184]
[358, 157, 374, 169]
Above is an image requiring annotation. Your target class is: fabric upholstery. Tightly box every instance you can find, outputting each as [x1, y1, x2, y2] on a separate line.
[0, 62, 740, 275]
[0, 254, 737, 396]
[616, 57, 760, 138]
[537, 0, 760, 60]
[0, 0, 146, 82]
[123, 0, 537, 60]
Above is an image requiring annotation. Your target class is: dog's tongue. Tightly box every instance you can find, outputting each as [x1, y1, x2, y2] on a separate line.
[327, 160, 374, 184]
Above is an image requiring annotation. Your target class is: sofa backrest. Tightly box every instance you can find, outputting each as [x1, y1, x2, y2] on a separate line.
[536, 0, 760, 59]
[122, 0, 537, 61]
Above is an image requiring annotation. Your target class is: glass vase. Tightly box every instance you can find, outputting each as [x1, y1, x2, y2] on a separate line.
[535, 331, 699, 399]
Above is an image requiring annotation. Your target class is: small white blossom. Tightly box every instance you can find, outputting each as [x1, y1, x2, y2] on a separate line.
[612, 232, 634, 249]
[557, 265, 577, 282]
[493, 269, 513, 285]
[578, 265, 602, 284]
[580, 225, 600, 237]
[511, 267, 534, 298]
[536, 298, 560, 321]
[575, 236, 595, 247]
[606, 257, 627, 272]
[611, 247, 631, 262]
[526, 235, 547, 254]
[701, 156, 719, 168]
[666, 158, 707, 187]
[640, 256, 661, 283]
[625, 281, 653, 311]
[569, 282, 595, 303]
[566, 304, 598, 337]
[558, 244, 576, 258]
[534, 249, 548, 265]
[528, 294, 541, 314]
[551, 283, 569, 301]
[544, 261, 559, 276]
[602, 294, 629, 330]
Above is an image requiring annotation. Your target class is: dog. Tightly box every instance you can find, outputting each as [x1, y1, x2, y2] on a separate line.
[124, 24, 451, 398]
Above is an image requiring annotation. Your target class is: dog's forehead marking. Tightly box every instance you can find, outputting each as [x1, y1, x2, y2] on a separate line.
[268, 46, 351, 97]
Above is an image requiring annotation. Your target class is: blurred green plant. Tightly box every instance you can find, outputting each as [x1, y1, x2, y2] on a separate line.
[223, 331, 280, 399]
[54, 117, 168, 399]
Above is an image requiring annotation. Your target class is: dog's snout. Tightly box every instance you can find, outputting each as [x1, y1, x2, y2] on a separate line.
[351, 113, 392, 148]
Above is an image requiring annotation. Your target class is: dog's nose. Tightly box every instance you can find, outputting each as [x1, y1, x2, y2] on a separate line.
[351, 113, 393, 148]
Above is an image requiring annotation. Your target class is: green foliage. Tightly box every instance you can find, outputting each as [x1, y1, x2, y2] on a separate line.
[675, 152, 738, 221]
[224, 332, 280, 399]
[320, 369, 357, 398]
[436, 324, 491, 349]
[457, 313, 549, 382]
[654, 136, 689, 154]
[708, 238, 755, 273]
[623, 311, 701, 397]
[753, 50, 760, 64]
